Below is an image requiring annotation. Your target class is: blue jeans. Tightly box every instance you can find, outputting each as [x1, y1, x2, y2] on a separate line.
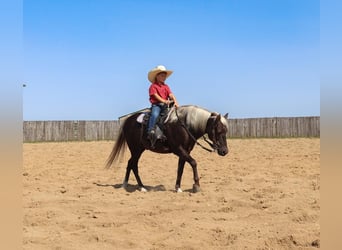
[147, 104, 163, 132]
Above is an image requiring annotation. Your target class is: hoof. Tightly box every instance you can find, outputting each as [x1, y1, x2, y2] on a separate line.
[193, 184, 201, 193]
[122, 181, 128, 189]
[175, 187, 183, 193]
[139, 186, 148, 192]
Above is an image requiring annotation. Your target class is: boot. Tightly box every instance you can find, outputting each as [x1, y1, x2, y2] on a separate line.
[155, 125, 167, 141]
[147, 129, 157, 148]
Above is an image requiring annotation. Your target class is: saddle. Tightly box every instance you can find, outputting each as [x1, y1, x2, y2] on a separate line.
[136, 105, 173, 147]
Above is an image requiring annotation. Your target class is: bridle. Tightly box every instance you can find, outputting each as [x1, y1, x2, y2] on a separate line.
[175, 108, 218, 153]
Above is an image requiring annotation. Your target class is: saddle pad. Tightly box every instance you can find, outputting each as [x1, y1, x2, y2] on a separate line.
[137, 113, 145, 123]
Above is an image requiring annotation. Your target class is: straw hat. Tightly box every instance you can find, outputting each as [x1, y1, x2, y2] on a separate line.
[147, 65, 173, 83]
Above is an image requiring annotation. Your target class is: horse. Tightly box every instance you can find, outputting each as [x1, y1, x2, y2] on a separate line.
[105, 105, 229, 193]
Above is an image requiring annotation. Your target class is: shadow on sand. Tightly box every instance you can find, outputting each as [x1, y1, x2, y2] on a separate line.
[93, 182, 169, 193]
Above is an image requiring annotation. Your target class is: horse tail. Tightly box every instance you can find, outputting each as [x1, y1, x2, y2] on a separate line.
[105, 126, 126, 169]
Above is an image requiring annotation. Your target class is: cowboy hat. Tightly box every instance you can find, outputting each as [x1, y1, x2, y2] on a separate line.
[148, 65, 173, 83]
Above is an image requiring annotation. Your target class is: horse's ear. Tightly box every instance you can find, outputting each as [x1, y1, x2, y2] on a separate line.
[224, 113, 229, 119]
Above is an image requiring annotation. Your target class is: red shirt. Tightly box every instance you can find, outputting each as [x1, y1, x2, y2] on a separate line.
[149, 82, 172, 104]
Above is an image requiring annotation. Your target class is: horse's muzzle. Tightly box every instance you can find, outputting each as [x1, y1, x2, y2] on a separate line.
[217, 147, 228, 156]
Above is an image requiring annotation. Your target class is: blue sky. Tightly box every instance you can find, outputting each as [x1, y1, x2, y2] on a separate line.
[23, 0, 320, 120]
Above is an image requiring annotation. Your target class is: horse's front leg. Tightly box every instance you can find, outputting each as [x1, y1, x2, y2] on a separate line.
[177, 149, 201, 193]
[175, 158, 185, 192]
[189, 157, 201, 193]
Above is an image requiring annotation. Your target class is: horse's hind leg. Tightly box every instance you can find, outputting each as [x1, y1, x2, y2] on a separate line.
[123, 155, 141, 189]
[131, 164, 147, 192]
[123, 165, 131, 189]
[124, 150, 146, 191]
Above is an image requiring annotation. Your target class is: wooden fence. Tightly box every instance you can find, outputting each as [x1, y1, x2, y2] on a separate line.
[23, 121, 120, 142]
[23, 116, 320, 142]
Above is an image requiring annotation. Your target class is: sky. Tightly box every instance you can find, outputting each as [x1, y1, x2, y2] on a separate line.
[23, 0, 320, 120]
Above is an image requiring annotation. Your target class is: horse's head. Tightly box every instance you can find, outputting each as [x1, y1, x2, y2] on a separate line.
[205, 113, 229, 156]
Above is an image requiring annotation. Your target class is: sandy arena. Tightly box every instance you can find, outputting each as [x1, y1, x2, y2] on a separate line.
[23, 138, 320, 249]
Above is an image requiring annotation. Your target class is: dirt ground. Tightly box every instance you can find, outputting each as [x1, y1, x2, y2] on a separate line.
[23, 138, 320, 249]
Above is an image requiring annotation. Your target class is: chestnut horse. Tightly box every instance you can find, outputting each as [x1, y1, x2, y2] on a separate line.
[105, 105, 229, 193]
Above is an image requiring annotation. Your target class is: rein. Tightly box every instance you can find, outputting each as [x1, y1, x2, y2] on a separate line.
[175, 108, 216, 153]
